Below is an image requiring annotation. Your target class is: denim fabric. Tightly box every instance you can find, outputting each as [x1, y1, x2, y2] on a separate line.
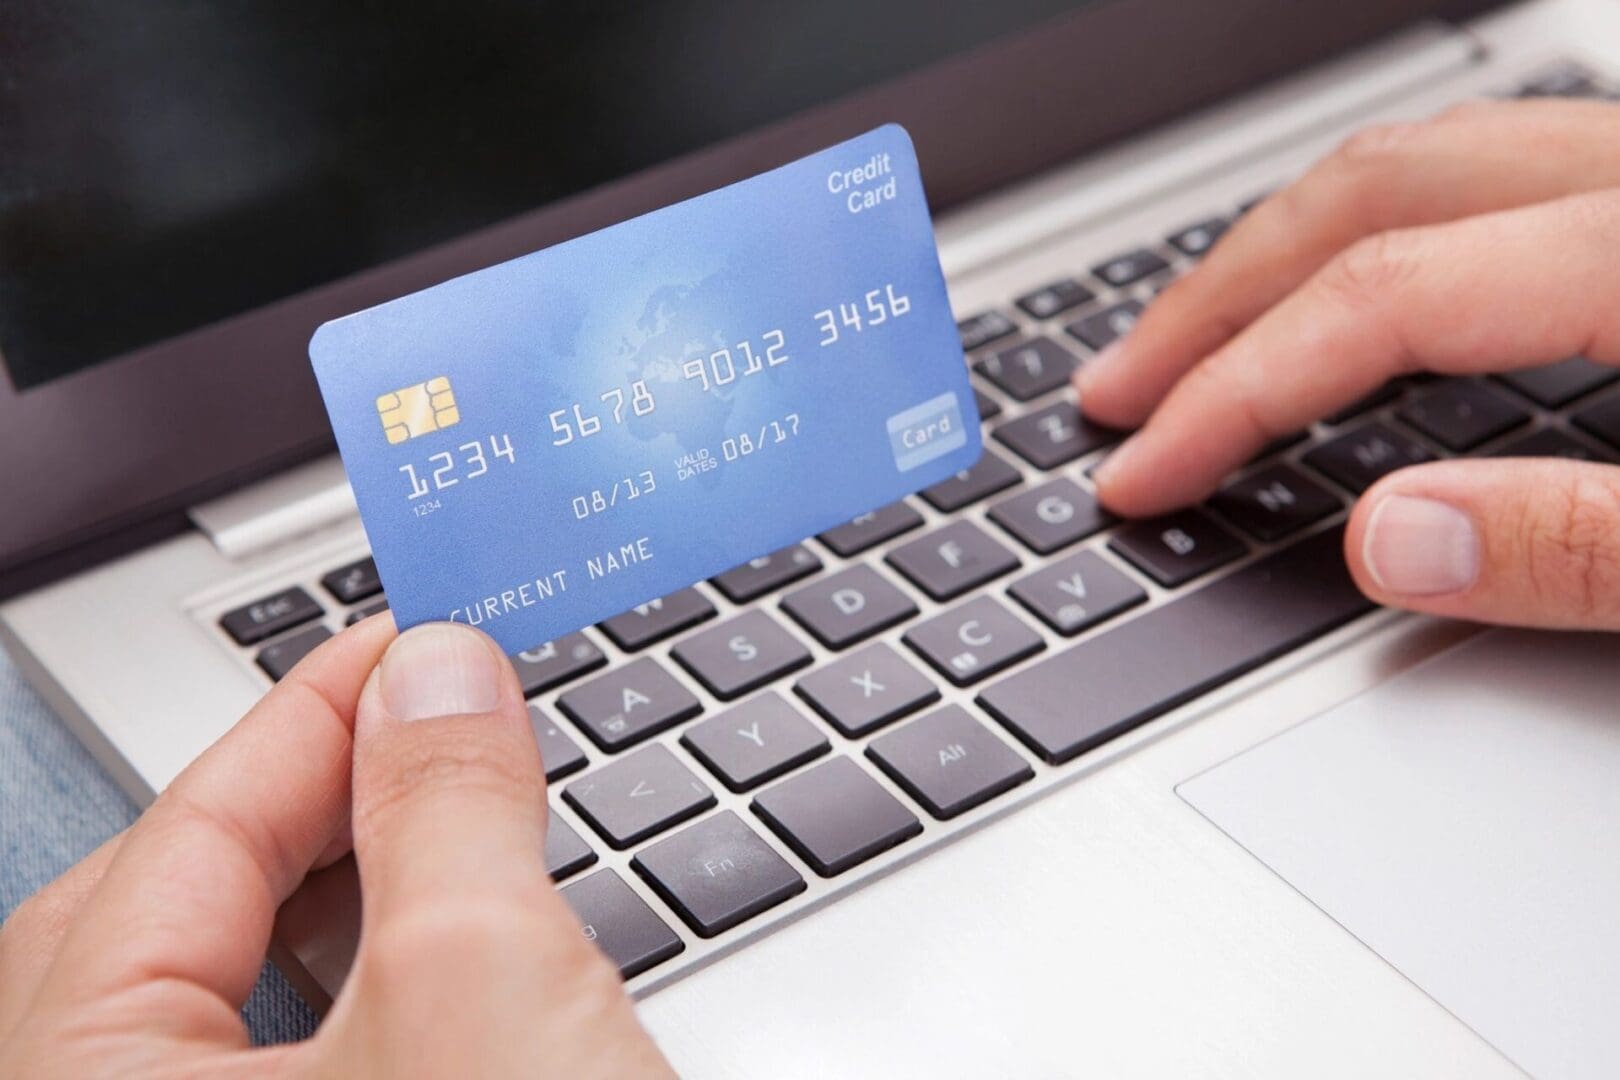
[0, 643, 319, 1046]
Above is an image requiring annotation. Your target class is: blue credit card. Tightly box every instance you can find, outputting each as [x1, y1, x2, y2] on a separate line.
[309, 124, 980, 656]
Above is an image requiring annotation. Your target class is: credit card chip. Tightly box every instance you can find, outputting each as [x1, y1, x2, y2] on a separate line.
[377, 376, 460, 443]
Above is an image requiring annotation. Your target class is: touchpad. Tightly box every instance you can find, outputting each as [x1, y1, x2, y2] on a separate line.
[1180, 628, 1620, 1080]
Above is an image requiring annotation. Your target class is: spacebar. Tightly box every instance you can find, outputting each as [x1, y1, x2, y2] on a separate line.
[976, 526, 1373, 764]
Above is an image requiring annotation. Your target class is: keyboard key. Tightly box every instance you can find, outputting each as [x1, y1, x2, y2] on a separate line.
[681, 691, 829, 792]
[1091, 248, 1169, 288]
[817, 501, 924, 557]
[563, 743, 716, 849]
[1249, 431, 1309, 463]
[1518, 63, 1601, 97]
[671, 610, 812, 701]
[992, 402, 1118, 470]
[780, 564, 917, 650]
[988, 477, 1112, 554]
[1495, 357, 1619, 408]
[545, 814, 598, 881]
[794, 642, 940, 737]
[751, 757, 922, 877]
[1167, 217, 1230, 258]
[903, 595, 1044, 686]
[256, 625, 332, 681]
[972, 386, 1003, 422]
[345, 598, 389, 626]
[710, 545, 822, 603]
[556, 657, 703, 753]
[1066, 300, 1143, 351]
[1572, 394, 1620, 451]
[867, 704, 1033, 820]
[1209, 465, 1342, 543]
[978, 527, 1372, 764]
[919, 449, 1022, 512]
[957, 310, 1018, 352]
[973, 337, 1079, 401]
[1493, 427, 1616, 462]
[1322, 382, 1403, 425]
[632, 810, 806, 937]
[598, 588, 716, 651]
[221, 586, 322, 646]
[1108, 510, 1245, 588]
[1396, 379, 1529, 452]
[886, 520, 1021, 602]
[528, 704, 588, 782]
[510, 632, 608, 697]
[1016, 278, 1096, 320]
[320, 557, 382, 605]
[1303, 422, 1437, 494]
[1008, 550, 1147, 636]
[560, 870, 684, 979]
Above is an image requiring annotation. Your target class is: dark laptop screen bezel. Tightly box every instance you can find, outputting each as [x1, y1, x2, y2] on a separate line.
[0, 0, 1506, 595]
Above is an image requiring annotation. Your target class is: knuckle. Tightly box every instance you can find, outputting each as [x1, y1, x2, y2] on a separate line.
[1316, 230, 1423, 315]
[1330, 121, 1427, 171]
[357, 730, 538, 832]
[1564, 187, 1620, 238]
[1522, 473, 1620, 619]
[1434, 98, 1497, 125]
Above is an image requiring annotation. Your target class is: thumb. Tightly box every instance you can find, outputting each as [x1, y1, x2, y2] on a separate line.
[1345, 457, 1620, 629]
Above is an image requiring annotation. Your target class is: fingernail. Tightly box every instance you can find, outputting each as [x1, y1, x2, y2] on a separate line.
[380, 623, 504, 721]
[1091, 435, 1137, 487]
[1077, 341, 1127, 394]
[1361, 494, 1480, 597]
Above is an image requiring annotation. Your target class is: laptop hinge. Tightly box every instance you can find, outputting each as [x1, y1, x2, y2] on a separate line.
[189, 455, 357, 559]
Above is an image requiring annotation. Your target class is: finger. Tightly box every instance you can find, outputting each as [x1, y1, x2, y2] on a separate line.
[1345, 458, 1620, 628]
[1091, 188, 1620, 516]
[1078, 99, 1620, 428]
[29, 616, 396, 1036]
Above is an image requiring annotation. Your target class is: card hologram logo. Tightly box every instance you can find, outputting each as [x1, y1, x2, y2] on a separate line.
[376, 377, 459, 444]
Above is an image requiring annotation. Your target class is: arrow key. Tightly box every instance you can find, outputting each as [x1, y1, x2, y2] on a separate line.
[563, 743, 716, 849]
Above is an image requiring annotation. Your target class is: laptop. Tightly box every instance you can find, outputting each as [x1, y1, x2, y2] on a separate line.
[6, 0, 1620, 1075]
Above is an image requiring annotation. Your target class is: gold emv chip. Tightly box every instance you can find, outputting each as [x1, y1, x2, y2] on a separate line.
[377, 376, 459, 444]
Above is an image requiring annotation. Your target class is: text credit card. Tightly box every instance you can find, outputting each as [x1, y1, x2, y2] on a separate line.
[310, 124, 980, 656]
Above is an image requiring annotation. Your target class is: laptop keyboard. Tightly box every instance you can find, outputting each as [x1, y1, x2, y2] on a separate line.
[211, 60, 1620, 991]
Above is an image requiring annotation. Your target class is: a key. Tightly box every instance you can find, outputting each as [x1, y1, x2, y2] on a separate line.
[1397, 379, 1529, 452]
[919, 449, 1022, 512]
[866, 704, 1034, 820]
[1066, 300, 1143, 352]
[794, 642, 941, 737]
[817, 501, 924, 557]
[528, 704, 589, 781]
[563, 743, 716, 849]
[711, 545, 822, 604]
[559, 870, 684, 979]
[556, 657, 703, 753]
[1303, 422, 1437, 494]
[345, 598, 389, 626]
[1015, 278, 1095, 321]
[598, 588, 716, 651]
[988, 477, 1112, 554]
[1493, 427, 1616, 462]
[1167, 217, 1230, 258]
[1108, 510, 1245, 588]
[632, 810, 806, 937]
[751, 756, 922, 877]
[221, 586, 322, 646]
[971, 387, 1003, 422]
[1495, 357, 1620, 408]
[671, 610, 812, 701]
[780, 564, 918, 650]
[903, 595, 1044, 687]
[957, 310, 1018, 352]
[978, 527, 1373, 764]
[1209, 464, 1341, 543]
[1573, 395, 1620, 451]
[256, 625, 332, 682]
[682, 692, 829, 792]
[1091, 248, 1169, 288]
[545, 813, 598, 881]
[886, 520, 1021, 601]
[320, 557, 382, 605]
[1008, 549, 1146, 636]
[992, 402, 1117, 470]
[509, 632, 608, 697]
[973, 337, 1079, 401]
[1322, 383, 1403, 425]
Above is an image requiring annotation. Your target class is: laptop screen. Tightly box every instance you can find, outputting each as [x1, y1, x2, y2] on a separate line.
[0, 1, 1086, 392]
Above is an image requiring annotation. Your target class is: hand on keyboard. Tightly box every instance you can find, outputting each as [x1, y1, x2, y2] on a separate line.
[0, 619, 672, 1077]
[1078, 97, 1620, 631]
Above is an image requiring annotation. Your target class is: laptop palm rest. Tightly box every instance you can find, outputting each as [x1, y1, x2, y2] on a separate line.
[1179, 627, 1620, 1080]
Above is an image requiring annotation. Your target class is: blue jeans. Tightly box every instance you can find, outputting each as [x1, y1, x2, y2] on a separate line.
[0, 644, 319, 1045]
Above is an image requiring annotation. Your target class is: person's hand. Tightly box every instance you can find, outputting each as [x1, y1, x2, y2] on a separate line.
[1077, 97, 1620, 629]
[0, 617, 672, 1077]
